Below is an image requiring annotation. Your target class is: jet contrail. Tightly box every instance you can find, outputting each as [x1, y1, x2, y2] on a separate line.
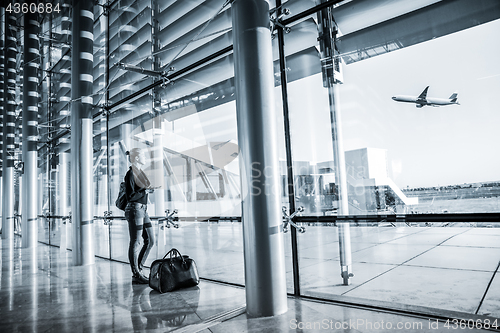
[477, 74, 500, 80]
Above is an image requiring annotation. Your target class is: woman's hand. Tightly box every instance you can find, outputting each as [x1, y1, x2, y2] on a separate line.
[146, 186, 161, 193]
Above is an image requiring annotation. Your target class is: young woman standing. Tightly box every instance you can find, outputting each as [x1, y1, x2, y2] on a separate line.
[124, 148, 156, 284]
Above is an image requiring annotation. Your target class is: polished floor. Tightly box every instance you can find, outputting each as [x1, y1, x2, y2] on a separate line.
[0, 237, 492, 332]
[290, 226, 500, 316]
[1, 235, 498, 332]
[38, 221, 500, 318]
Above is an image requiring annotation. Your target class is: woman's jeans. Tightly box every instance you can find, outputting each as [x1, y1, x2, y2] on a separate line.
[125, 202, 155, 276]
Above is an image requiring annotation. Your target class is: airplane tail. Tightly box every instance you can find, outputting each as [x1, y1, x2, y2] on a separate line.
[449, 92, 458, 101]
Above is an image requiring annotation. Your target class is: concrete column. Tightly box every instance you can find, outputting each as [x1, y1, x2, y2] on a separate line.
[2, 12, 17, 241]
[71, 1, 95, 265]
[232, 0, 287, 317]
[22, 12, 40, 249]
[58, 152, 69, 251]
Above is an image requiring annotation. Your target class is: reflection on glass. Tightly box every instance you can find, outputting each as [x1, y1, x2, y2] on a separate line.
[155, 106, 241, 218]
[108, 0, 153, 105]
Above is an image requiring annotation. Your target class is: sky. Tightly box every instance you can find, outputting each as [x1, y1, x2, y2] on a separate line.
[161, 17, 500, 190]
[286, 18, 500, 189]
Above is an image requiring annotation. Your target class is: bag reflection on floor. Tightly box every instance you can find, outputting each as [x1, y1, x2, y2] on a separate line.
[131, 285, 200, 329]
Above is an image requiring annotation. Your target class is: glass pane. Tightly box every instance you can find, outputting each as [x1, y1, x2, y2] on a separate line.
[93, 3, 106, 107]
[93, 1, 110, 257]
[151, 57, 245, 284]
[340, 21, 500, 215]
[281, 15, 345, 295]
[36, 4, 73, 249]
[158, 0, 232, 71]
[154, 99, 241, 218]
[94, 124, 110, 258]
[38, 215, 50, 245]
[279, 14, 339, 217]
[109, 218, 132, 264]
[156, 221, 245, 285]
[109, 93, 153, 262]
[273, 43, 296, 295]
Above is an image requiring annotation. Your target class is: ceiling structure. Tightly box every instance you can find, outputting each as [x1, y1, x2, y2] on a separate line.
[100, 0, 500, 128]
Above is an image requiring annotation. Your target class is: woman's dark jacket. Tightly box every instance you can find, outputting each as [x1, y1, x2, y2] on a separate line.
[124, 165, 151, 205]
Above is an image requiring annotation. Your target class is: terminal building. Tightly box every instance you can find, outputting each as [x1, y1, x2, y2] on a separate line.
[1, 0, 500, 331]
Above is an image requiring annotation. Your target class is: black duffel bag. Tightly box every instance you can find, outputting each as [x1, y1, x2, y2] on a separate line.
[149, 248, 200, 293]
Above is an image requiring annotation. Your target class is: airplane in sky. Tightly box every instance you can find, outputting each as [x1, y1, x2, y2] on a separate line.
[392, 86, 459, 108]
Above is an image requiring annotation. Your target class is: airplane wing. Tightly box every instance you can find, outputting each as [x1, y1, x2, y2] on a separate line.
[417, 86, 429, 100]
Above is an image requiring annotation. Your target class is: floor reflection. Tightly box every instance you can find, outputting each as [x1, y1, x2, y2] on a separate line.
[131, 285, 200, 330]
[32, 221, 500, 318]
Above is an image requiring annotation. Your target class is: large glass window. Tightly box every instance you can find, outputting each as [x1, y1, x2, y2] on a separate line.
[36, 5, 73, 248]
[102, 0, 249, 285]
[281, 2, 500, 318]
[340, 19, 500, 215]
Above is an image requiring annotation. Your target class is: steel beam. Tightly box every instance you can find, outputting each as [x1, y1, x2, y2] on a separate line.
[276, 0, 301, 296]
[317, 2, 353, 285]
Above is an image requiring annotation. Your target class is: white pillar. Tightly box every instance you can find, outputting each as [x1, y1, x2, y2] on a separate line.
[22, 11, 40, 249]
[232, 0, 288, 317]
[71, 1, 95, 265]
[59, 152, 69, 251]
[2, 12, 17, 243]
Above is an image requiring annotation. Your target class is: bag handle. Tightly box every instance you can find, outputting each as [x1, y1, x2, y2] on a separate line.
[163, 248, 190, 270]
[163, 248, 183, 260]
